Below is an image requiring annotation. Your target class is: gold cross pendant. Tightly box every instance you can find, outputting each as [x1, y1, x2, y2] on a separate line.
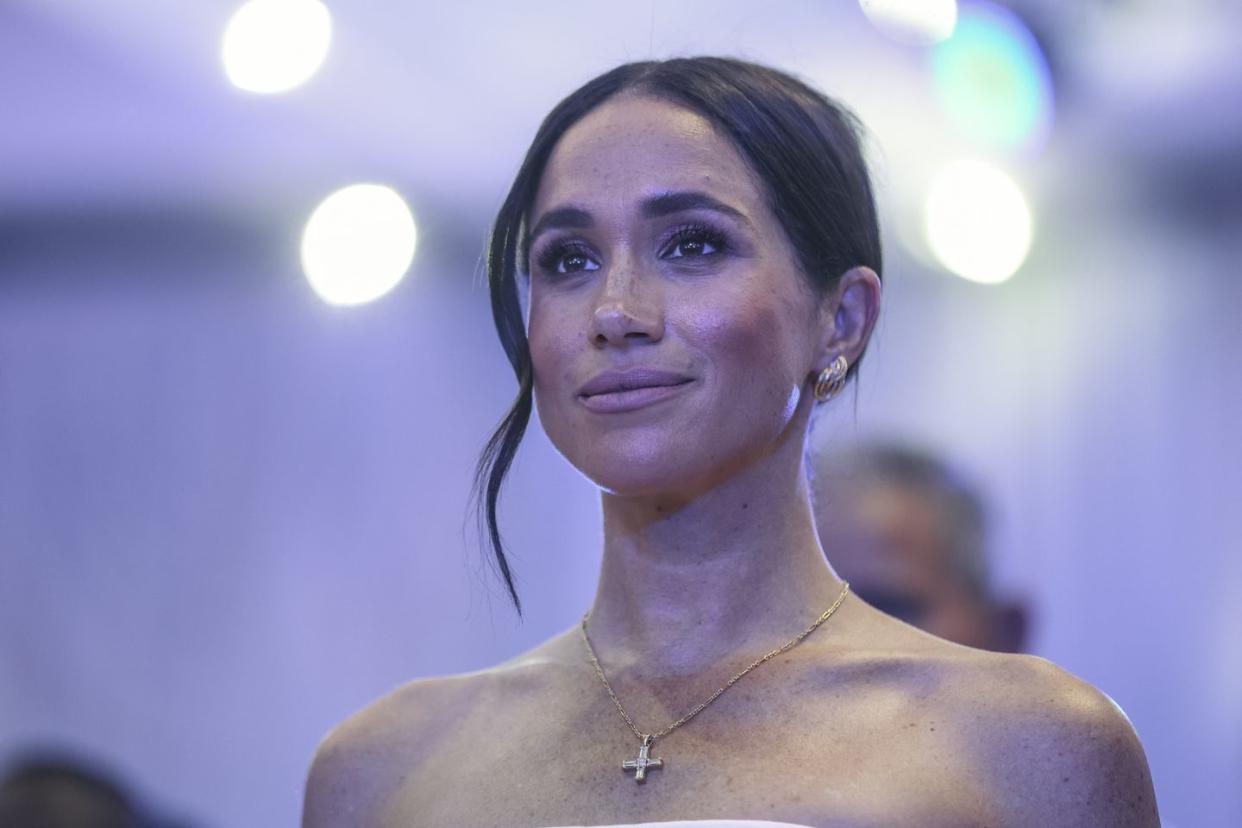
[622, 734, 664, 783]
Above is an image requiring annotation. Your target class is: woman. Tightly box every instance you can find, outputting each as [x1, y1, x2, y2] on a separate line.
[304, 57, 1158, 827]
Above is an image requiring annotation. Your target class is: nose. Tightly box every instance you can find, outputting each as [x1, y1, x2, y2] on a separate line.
[589, 255, 664, 347]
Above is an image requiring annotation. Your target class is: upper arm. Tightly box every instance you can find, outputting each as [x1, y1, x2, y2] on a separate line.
[301, 674, 477, 827]
[1026, 680, 1159, 827]
[979, 656, 1160, 827]
[302, 713, 392, 828]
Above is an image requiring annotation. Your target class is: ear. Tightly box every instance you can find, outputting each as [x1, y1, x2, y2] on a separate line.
[815, 266, 881, 371]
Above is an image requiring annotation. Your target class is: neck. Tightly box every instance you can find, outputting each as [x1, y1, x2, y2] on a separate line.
[584, 444, 845, 679]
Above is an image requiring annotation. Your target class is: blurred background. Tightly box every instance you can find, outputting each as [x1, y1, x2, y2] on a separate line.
[1, 0, 1239, 825]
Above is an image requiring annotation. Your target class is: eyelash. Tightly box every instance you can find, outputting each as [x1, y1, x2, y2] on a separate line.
[664, 223, 729, 260]
[534, 223, 730, 277]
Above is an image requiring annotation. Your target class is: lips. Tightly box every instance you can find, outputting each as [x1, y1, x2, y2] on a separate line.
[576, 369, 695, 414]
[578, 368, 693, 398]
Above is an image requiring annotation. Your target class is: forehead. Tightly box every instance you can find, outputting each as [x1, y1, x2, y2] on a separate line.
[532, 94, 766, 216]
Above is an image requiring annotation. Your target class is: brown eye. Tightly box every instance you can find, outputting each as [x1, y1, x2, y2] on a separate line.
[672, 238, 711, 257]
[662, 225, 728, 260]
[536, 241, 600, 276]
[559, 250, 598, 274]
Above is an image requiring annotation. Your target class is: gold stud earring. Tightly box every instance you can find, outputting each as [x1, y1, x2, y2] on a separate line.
[813, 355, 849, 402]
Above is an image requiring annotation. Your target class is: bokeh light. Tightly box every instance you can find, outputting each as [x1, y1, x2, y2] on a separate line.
[860, 0, 958, 44]
[301, 184, 418, 306]
[924, 159, 1032, 284]
[932, 1, 1053, 152]
[222, 0, 332, 94]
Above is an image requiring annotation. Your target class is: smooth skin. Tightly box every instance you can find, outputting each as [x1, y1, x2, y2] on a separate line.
[303, 94, 1158, 827]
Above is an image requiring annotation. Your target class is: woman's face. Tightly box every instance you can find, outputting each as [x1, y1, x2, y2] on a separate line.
[526, 93, 828, 497]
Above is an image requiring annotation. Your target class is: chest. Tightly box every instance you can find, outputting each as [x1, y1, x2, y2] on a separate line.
[381, 672, 998, 827]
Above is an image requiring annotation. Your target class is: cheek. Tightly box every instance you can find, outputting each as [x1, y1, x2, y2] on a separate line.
[528, 300, 593, 448]
[686, 289, 806, 401]
[527, 300, 576, 393]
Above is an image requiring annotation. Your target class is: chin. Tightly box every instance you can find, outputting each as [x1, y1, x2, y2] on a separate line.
[570, 434, 770, 502]
[554, 433, 708, 498]
[538, 395, 789, 499]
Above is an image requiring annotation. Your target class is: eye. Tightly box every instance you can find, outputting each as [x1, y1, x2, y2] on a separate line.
[535, 240, 600, 276]
[662, 224, 728, 260]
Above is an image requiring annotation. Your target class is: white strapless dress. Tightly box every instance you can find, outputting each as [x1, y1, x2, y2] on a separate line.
[543, 821, 815, 828]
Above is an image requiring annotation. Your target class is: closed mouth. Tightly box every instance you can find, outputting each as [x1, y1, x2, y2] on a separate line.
[579, 378, 693, 398]
[576, 377, 695, 413]
[578, 369, 694, 398]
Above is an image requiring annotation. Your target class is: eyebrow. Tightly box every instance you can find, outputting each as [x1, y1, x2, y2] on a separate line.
[527, 190, 751, 245]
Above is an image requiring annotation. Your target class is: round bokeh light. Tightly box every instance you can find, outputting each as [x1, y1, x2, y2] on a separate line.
[860, 0, 958, 44]
[924, 159, 1032, 284]
[222, 0, 332, 94]
[932, 1, 1054, 152]
[301, 184, 418, 306]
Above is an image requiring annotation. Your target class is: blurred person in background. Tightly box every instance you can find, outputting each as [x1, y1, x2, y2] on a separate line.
[0, 751, 192, 828]
[811, 441, 1029, 653]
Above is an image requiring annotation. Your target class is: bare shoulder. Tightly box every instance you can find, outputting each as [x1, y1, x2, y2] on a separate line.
[831, 603, 1158, 826]
[948, 650, 1160, 827]
[300, 631, 579, 827]
[300, 672, 485, 827]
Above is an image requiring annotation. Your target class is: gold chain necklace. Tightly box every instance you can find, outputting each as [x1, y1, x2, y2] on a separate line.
[579, 581, 850, 784]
